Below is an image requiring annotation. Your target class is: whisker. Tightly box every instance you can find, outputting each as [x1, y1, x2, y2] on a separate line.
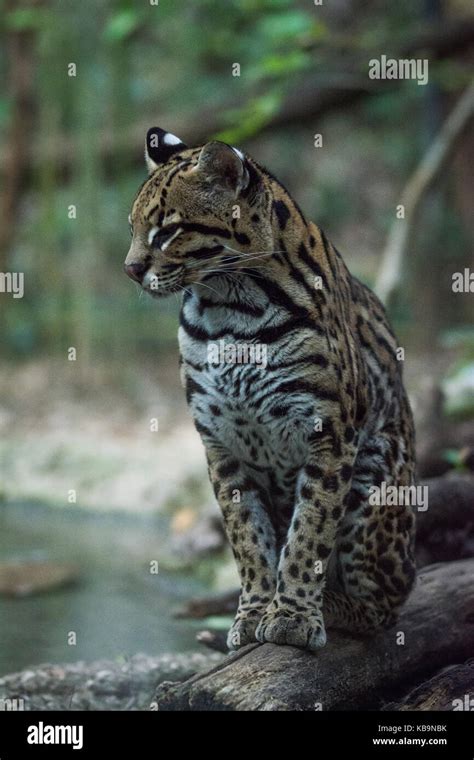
[189, 279, 223, 298]
[203, 267, 267, 282]
[202, 271, 242, 289]
[184, 245, 282, 272]
[222, 244, 286, 258]
[199, 261, 268, 275]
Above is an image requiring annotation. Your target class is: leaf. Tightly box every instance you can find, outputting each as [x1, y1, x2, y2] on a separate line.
[216, 91, 283, 143]
[259, 50, 310, 77]
[103, 9, 140, 43]
[442, 449, 465, 469]
[257, 10, 311, 42]
[240, 0, 292, 10]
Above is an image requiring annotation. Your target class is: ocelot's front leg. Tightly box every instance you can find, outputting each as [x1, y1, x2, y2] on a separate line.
[205, 444, 278, 650]
[256, 444, 356, 650]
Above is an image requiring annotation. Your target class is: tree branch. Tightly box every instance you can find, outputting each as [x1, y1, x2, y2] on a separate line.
[374, 81, 474, 305]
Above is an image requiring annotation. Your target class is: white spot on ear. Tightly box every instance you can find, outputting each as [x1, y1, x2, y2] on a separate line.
[163, 133, 182, 146]
[148, 226, 159, 245]
[232, 147, 244, 160]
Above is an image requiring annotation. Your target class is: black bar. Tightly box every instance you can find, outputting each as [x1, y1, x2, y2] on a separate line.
[0, 710, 473, 757]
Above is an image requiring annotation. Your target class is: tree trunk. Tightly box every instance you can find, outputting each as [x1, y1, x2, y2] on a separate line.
[0, 0, 39, 271]
[155, 559, 474, 711]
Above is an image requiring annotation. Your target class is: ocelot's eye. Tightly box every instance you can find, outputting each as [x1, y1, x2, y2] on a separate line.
[149, 224, 181, 250]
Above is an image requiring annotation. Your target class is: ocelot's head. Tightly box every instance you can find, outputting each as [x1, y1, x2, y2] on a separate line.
[124, 128, 274, 297]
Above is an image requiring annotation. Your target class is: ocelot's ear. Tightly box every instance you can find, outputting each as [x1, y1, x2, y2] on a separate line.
[145, 128, 188, 173]
[194, 141, 249, 197]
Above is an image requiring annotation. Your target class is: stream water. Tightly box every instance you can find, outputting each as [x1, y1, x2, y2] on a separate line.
[0, 501, 209, 676]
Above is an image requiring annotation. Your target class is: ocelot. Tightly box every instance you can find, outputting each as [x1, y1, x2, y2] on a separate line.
[124, 127, 417, 650]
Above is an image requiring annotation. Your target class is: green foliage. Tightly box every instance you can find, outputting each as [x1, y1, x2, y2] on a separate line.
[103, 9, 141, 43]
[442, 449, 469, 469]
[4, 7, 46, 31]
[0, 0, 470, 363]
[430, 60, 472, 92]
[249, 50, 311, 80]
[256, 9, 311, 42]
[0, 96, 10, 128]
[216, 91, 283, 143]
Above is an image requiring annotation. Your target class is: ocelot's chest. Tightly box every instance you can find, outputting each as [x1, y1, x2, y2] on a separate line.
[178, 332, 319, 473]
[178, 284, 334, 470]
[190, 359, 314, 467]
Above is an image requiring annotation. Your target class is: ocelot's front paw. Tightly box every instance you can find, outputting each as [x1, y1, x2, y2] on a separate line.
[226, 611, 263, 651]
[255, 606, 327, 650]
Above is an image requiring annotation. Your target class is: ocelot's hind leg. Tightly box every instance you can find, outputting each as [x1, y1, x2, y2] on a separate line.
[323, 430, 417, 634]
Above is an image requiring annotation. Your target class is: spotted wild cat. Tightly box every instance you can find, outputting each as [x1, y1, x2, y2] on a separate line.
[124, 127, 416, 651]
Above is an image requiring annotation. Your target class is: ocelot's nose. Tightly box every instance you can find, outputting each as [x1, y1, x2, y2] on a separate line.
[124, 262, 147, 283]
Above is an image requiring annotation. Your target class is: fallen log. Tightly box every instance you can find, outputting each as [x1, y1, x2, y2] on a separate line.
[383, 658, 474, 711]
[174, 589, 239, 620]
[195, 630, 228, 654]
[154, 559, 474, 711]
[415, 392, 474, 478]
[416, 474, 474, 566]
[416, 474, 474, 539]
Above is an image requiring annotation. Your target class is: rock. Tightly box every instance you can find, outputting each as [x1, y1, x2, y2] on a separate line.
[0, 652, 223, 711]
[169, 512, 226, 562]
[0, 561, 78, 597]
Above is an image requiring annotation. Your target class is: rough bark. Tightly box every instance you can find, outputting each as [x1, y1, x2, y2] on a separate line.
[154, 559, 474, 711]
[383, 659, 474, 711]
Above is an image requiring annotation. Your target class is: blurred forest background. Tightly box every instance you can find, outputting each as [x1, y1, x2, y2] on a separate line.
[0, 0, 473, 674]
[1, 0, 473, 363]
